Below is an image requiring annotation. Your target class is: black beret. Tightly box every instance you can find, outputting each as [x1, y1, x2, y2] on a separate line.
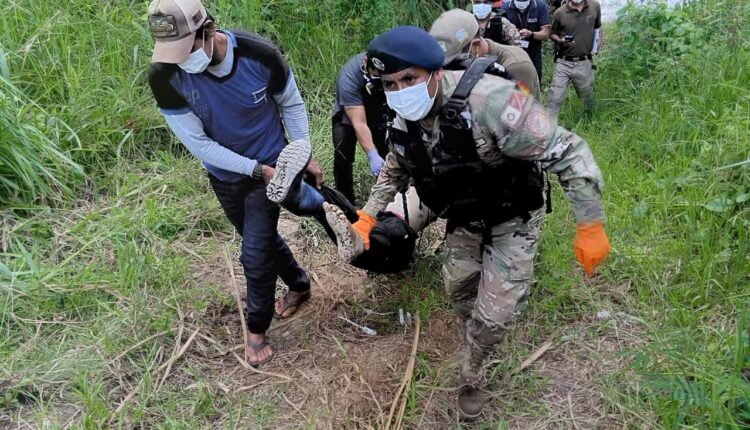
[366, 26, 445, 75]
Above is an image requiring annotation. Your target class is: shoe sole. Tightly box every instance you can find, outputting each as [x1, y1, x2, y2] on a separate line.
[266, 140, 312, 204]
[324, 203, 360, 263]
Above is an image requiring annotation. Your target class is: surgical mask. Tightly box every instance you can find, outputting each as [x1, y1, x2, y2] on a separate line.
[515, 0, 530, 10]
[472, 3, 492, 19]
[385, 73, 437, 122]
[178, 30, 213, 74]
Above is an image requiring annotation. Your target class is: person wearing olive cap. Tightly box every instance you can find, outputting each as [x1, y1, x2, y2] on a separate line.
[325, 25, 610, 419]
[146, 0, 326, 367]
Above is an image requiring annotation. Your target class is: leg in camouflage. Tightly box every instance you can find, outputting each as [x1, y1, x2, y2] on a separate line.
[450, 209, 545, 418]
[468, 208, 544, 362]
[441, 226, 483, 321]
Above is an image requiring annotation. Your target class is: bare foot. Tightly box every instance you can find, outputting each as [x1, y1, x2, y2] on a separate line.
[246, 332, 274, 366]
[324, 202, 365, 262]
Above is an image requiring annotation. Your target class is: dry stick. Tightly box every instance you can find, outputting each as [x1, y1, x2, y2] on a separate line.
[156, 327, 200, 391]
[513, 338, 555, 375]
[108, 330, 170, 365]
[232, 352, 292, 381]
[224, 247, 250, 363]
[385, 314, 421, 430]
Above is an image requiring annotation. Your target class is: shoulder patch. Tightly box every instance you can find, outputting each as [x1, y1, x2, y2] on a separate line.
[500, 91, 529, 129]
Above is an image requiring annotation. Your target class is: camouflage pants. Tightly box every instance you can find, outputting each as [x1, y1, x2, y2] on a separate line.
[546, 59, 595, 117]
[442, 209, 544, 380]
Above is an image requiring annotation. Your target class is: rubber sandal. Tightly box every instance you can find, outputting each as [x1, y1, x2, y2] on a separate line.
[273, 290, 311, 320]
[246, 340, 274, 367]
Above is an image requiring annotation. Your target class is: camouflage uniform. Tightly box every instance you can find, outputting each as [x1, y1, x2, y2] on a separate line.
[362, 70, 604, 383]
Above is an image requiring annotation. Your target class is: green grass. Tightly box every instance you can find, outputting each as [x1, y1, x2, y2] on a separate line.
[1, 0, 749, 427]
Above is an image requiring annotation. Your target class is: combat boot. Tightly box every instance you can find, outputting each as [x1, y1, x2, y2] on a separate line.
[457, 341, 489, 420]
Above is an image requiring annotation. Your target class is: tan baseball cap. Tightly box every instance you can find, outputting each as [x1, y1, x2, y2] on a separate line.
[429, 9, 479, 65]
[148, 0, 208, 63]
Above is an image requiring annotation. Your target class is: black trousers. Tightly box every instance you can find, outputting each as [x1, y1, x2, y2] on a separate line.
[209, 174, 310, 334]
[331, 112, 389, 205]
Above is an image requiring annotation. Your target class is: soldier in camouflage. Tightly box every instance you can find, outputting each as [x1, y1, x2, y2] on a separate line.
[328, 25, 610, 419]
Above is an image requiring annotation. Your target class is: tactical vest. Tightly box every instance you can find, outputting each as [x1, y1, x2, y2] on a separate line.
[388, 56, 545, 230]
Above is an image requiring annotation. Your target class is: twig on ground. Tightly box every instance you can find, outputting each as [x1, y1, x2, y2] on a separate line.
[234, 378, 271, 392]
[281, 392, 306, 420]
[231, 352, 292, 382]
[157, 327, 200, 390]
[513, 337, 555, 374]
[225, 246, 249, 363]
[385, 313, 421, 430]
[108, 330, 169, 365]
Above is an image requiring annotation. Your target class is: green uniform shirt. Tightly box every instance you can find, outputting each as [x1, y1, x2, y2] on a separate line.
[486, 41, 542, 101]
[363, 71, 605, 224]
[552, 0, 601, 57]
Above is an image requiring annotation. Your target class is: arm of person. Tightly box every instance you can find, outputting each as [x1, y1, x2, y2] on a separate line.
[344, 105, 376, 154]
[482, 87, 610, 273]
[164, 112, 259, 176]
[531, 1, 552, 41]
[532, 25, 551, 40]
[479, 89, 605, 224]
[362, 151, 411, 217]
[594, 4, 604, 52]
[484, 41, 542, 101]
[272, 70, 310, 141]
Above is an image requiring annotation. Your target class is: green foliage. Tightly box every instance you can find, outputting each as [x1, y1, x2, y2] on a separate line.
[0, 77, 83, 205]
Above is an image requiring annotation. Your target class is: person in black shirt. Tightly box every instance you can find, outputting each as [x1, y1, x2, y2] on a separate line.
[331, 53, 391, 205]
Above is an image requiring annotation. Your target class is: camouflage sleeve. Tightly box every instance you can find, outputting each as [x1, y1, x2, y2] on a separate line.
[502, 17, 522, 45]
[477, 88, 605, 223]
[362, 151, 411, 217]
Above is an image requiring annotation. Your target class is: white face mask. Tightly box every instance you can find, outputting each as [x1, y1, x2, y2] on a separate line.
[385, 73, 437, 122]
[178, 30, 213, 74]
[515, 0, 531, 10]
[472, 3, 492, 20]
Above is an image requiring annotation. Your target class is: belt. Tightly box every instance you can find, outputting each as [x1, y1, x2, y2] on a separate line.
[558, 54, 592, 62]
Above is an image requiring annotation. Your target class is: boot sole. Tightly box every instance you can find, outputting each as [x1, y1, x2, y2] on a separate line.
[266, 140, 312, 204]
[324, 203, 362, 263]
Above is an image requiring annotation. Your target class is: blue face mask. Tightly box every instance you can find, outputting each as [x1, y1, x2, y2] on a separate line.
[385, 73, 437, 122]
[472, 3, 492, 20]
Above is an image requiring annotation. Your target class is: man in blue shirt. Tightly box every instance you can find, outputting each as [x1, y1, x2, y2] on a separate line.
[502, 0, 551, 83]
[147, 0, 323, 366]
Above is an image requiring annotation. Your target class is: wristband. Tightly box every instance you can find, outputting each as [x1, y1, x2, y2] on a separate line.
[252, 164, 263, 181]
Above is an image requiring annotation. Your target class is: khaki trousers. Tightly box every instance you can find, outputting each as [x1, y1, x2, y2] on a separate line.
[546, 59, 596, 116]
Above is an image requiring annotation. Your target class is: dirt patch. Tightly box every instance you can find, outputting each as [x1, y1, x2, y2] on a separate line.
[26, 208, 646, 429]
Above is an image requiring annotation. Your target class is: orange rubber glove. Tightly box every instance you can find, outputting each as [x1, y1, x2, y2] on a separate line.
[352, 210, 377, 250]
[574, 220, 611, 275]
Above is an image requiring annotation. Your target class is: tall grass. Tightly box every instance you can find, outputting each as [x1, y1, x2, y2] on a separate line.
[549, 0, 750, 426]
[0, 76, 82, 205]
[0, 0, 452, 206]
